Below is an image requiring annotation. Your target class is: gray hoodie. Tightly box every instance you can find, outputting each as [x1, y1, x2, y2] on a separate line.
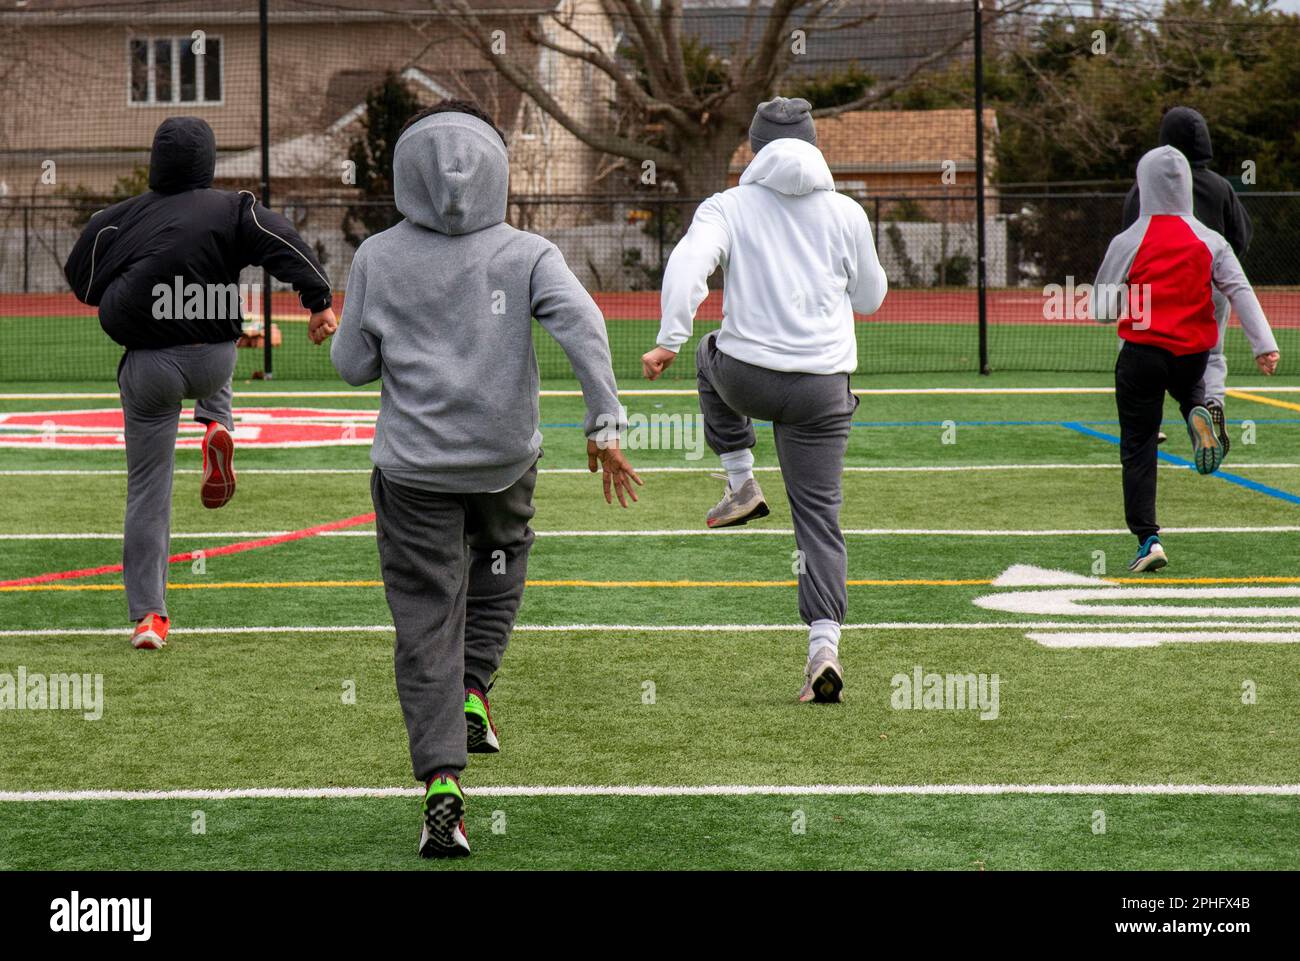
[331, 112, 623, 492]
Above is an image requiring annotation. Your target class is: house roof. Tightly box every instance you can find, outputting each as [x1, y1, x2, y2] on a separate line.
[681, 1, 974, 79]
[730, 108, 998, 174]
[321, 68, 524, 133]
[3, 1, 561, 22]
[213, 67, 528, 181]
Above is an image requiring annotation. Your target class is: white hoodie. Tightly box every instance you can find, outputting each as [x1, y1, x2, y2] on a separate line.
[657, 138, 888, 374]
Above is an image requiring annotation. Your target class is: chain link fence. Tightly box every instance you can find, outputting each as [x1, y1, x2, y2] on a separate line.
[1, 1, 1296, 382]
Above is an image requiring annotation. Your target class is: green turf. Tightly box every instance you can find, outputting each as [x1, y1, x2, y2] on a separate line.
[1, 372, 1297, 869]
[3, 795, 1296, 870]
[4, 313, 1296, 381]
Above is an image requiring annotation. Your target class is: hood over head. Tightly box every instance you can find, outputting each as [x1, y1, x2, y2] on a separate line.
[739, 137, 834, 197]
[1136, 145, 1194, 217]
[393, 112, 508, 235]
[1159, 106, 1213, 168]
[148, 116, 217, 193]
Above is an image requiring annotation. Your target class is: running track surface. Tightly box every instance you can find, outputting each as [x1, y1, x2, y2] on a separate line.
[6, 290, 1300, 326]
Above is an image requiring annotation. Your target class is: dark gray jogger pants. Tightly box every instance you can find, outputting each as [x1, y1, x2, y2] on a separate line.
[695, 332, 857, 626]
[117, 342, 237, 621]
[370, 464, 537, 782]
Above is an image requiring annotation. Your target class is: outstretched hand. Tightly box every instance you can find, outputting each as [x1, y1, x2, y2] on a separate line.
[308, 307, 338, 345]
[587, 438, 643, 507]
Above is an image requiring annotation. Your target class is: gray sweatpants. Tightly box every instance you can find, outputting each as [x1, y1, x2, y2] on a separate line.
[695, 332, 857, 626]
[117, 342, 237, 621]
[370, 464, 537, 782]
[1202, 289, 1230, 406]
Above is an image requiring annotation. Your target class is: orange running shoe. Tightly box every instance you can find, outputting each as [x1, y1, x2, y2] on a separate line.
[200, 421, 236, 509]
[131, 613, 170, 650]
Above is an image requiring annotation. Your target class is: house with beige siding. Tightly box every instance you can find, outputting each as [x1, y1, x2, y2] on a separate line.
[0, 0, 615, 201]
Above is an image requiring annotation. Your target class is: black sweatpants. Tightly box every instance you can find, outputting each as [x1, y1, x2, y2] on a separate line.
[1114, 341, 1209, 542]
[371, 464, 536, 783]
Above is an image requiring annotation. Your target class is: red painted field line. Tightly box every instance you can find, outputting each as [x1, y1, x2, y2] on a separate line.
[0, 512, 376, 588]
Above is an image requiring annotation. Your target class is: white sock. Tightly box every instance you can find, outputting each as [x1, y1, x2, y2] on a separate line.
[719, 449, 755, 491]
[808, 620, 841, 660]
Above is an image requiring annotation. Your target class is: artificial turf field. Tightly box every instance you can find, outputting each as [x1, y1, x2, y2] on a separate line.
[1, 359, 1298, 870]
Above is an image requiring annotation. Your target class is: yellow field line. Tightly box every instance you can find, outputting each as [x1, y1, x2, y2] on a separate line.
[7, 575, 1300, 593]
[1110, 576, 1300, 585]
[1225, 389, 1300, 414]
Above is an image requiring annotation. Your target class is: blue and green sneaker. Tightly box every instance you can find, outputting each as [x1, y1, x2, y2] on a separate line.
[1186, 406, 1223, 475]
[418, 773, 470, 858]
[1129, 535, 1168, 573]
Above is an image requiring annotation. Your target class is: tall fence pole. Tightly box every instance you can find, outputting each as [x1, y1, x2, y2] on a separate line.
[259, 0, 274, 379]
[22, 206, 30, 293]
[974, 0, 990, 375]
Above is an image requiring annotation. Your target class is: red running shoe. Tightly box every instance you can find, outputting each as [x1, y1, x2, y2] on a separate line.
[131, 613, 170, 650]
[200, 421, 236, 509]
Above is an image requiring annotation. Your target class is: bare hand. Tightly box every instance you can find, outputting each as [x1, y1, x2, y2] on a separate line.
[587, 438, 643, 507]
[641, 346, 677, 381]
[308, 307, 338, 345]
[1256, 351, 1280, 376]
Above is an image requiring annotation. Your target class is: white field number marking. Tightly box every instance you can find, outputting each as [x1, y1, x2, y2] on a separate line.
[977, 566, 1300, 647]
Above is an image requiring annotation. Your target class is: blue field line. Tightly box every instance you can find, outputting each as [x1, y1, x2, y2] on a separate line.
[1061, 421, 1300, 506]
[540, 417, 1300, 429]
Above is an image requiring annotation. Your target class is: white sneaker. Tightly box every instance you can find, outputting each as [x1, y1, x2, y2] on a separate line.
[798, 649, 844, 703]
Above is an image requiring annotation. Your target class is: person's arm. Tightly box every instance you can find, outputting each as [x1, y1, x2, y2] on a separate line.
[531, 243, 640, 505]
[329, 244, 381, 386]
[1213, 242, 1279, 373]
[236, 191, 333, 313]
[848, 205, 888, 316]
[1120, 183, 1141, 231]
[644, 196, 730, 379]
[1090, 231, 1139, 324]
[63, 208, 120, 306]
[1223, 186, 1253, 257]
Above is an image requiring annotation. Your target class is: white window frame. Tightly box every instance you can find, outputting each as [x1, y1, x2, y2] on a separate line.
[127, 34, 225, 107]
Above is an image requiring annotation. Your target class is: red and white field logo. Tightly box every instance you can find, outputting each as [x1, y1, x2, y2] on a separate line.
[0, 407, 376, 449]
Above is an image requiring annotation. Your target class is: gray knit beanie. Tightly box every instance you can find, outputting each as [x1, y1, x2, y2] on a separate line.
[749, 97, 817, 154]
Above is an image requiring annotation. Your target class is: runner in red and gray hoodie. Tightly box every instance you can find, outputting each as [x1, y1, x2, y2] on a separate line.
[1092, 145, 1278, 573]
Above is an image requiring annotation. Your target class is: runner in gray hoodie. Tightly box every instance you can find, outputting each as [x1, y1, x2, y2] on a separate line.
[330, 102, 640, 858]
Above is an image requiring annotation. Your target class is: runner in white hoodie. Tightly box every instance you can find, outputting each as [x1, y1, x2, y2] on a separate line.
[642, 97, 888, 703]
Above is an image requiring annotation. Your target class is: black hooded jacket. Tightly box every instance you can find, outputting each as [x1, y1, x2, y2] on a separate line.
[1121, 107, 1253, 256]
[64, 117, 332, 350]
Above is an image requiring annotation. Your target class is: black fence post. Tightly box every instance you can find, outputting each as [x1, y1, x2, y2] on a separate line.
[22, 205, 30, 294]
[656, 197, 665, 282]
[974, 0, 990, 375]
[259, 0, 274, 379]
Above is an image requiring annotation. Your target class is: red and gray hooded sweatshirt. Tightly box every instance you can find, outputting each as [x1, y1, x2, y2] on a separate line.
[1091, 146, 1276, 357]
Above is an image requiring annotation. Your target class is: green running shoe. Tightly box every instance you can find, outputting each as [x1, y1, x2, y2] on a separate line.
[419, 774, 470, 858]
[465, 688, 500, 754]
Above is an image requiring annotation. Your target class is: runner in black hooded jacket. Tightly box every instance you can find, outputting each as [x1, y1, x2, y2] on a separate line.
[65, 115, 334, 347]
[62, 116, 338, 650]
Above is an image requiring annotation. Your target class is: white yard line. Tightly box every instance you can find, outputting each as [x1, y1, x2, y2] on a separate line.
[5, 525, 1299, 541]
[5, 620, 1300, 638]
[1, 783, 1296, 802]
[5, 463, 1297, 479]
[6, 386, 1300, 402]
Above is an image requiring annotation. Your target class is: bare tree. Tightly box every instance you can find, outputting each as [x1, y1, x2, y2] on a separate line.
[430, 0, 1042, 198]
